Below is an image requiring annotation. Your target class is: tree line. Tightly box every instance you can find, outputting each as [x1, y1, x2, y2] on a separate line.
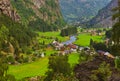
[60, 27, 77, 36]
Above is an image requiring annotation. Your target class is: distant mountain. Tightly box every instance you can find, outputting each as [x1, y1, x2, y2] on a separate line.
[88, 0, 117, 27]
[59, 0, 111, 23]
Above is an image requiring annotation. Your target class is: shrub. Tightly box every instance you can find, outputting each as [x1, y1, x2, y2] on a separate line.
[7, 55, 15, 64]
[90, 62, 111, 81]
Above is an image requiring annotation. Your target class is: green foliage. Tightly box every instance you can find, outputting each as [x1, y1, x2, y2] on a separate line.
[29, 18, 56, 32]
[51, 73, 79, 81]
[7, 55, 15, 64]
[0, 25, 9, 49]
[115, 56, 120, 69]
[46, 0, 57, 8]
[10, 0, 35, 26]
[92, 42, 108, 51]
[10, 0, 65, 31]
[60, 27, 77, 36]
[90, 38, 94, 47]
[0, 14, 37, 60]
[111, 45, 120, 56]
[112, 1, 120, 46]
[105, 30, 112, 38]
[90, 62, 111, 81]
[79, 50, 93, 63]
[0, 56, 16, 81]
[45, 55, 72, 81]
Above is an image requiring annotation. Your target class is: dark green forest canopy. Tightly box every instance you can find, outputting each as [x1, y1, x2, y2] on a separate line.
[0, 14, 37, 51]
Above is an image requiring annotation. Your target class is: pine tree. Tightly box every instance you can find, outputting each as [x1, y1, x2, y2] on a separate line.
[112, 0, 120, 46]
[111, 0, 120, 55]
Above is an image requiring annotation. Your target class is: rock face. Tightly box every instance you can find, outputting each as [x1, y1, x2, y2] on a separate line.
[0, 0, 20, 21]
[32, 0, 45, 8]
[88, 0, 117, 27]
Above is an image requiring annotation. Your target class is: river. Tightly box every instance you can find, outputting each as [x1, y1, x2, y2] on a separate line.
[62, 36, 76, 45]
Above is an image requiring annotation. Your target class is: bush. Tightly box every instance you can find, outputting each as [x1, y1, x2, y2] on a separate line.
[23, 56, 29, 63]
[7, 55, 15, 64]
[90, 62, 111, 81]
[115, 56, 120, 69]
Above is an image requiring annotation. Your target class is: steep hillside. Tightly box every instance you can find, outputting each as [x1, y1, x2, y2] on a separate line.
[74, 56, 120, 81]
[88, 0, 117, 27]
[59, 0, 111, 23]
[0, 0, 65, 59]
[10, 0, 65, 31]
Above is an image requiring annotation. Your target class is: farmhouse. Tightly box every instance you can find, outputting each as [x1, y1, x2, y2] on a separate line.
[97, 50, 115, 59]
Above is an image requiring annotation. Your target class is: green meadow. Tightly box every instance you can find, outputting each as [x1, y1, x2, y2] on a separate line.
[8, 53, 79, 80]
[8, 57, 49, 80]
[74, 33, 104, 46]
[38, 31, 69, 45]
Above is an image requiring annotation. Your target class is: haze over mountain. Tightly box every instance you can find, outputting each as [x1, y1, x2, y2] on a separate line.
[88, 0, 117, 28]
[59, 0, 111, 24]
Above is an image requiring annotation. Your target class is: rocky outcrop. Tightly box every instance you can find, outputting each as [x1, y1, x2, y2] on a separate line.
[88, 0, 117, 27]
[0, 0, 20, 21]
[32, 0, 45, 8]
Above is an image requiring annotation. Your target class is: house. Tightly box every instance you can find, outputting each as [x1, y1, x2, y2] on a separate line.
[97, 50, 115, 59]
[67, 44, 78, 49]
[79, 47, 84, 51]
[66, 44, 78, 52]
[41, 52, 45, 57]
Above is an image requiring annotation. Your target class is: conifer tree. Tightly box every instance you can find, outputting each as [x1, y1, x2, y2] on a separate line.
[112, 0, 120, 46]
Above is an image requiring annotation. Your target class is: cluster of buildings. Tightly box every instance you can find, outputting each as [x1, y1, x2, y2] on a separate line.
[52, 40, 95, 56]
[52, 40, 78, 55]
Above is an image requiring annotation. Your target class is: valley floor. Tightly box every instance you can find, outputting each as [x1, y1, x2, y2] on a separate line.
[8, 30, 105, 80]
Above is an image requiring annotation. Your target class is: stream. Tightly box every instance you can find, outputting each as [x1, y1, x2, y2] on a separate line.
[62, 36, 76, 45]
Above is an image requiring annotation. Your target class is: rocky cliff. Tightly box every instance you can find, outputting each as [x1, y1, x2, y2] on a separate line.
[88, 0, 117, 27]
[0, 0, 20, 21]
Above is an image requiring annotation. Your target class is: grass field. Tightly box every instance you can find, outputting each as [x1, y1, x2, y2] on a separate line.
[8, 53, 80, 80]
[8, 57, 49, 80]
[74, 33, 104, 46]
[38, 32, 69, 45]
[68, 53, 79, 67]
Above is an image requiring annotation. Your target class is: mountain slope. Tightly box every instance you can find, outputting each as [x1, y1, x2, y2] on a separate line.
[74, 56, 120, 81]
[0, 0, 65, 57]
[59, 0, 111, 23]
[88, 0, 117, 27]
[10, 0, 65, 31]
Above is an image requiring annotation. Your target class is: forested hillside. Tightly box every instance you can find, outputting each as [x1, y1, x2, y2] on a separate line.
[59, 0, 111, 23]
[10, 0, 65, 31]
[0, 0, 65, 61]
